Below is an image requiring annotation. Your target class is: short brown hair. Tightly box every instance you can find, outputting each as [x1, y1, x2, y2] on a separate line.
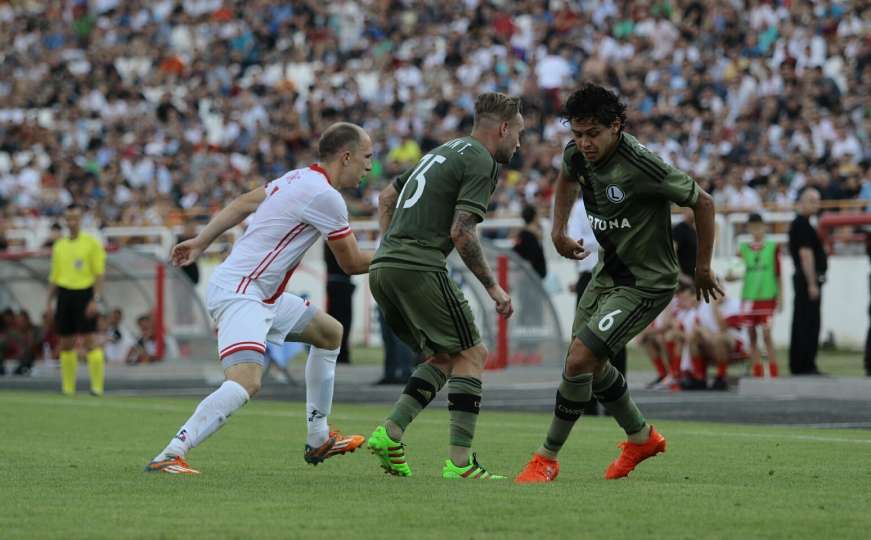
[318, 122, 364, 160]
[474, 93, 522, 127]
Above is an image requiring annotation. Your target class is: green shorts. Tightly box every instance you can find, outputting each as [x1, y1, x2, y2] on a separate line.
[572, 284, 674, 360]
[370, 267, 481, 356]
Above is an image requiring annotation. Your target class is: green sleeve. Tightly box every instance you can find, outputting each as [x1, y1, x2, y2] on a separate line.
[455, 157, 494, 221]
[392, 168, 413, 191]
[561, 142, 579, 182]
[634, 147, 698, 207]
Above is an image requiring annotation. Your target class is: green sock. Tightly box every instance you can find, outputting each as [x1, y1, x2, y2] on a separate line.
[387, 363, 447, 434]
[593, 362, 646, 435]
[540, 372, 593, 457]
[447, 377, 482, 451]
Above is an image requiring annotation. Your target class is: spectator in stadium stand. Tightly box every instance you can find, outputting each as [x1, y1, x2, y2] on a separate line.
[672, 207, 697, 278]
[104, 307, 133, 364]
[42, 223, 63, 249]
[324, 242, 354, 365]
[788, 187, 827, 376]
[126, 313, 177, 364]
[0, 1, 868, 228]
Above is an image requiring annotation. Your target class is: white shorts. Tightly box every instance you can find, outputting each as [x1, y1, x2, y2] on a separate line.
[206, 282, 316, 369]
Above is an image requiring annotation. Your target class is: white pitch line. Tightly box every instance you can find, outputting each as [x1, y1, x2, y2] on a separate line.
[3, 395, 871, 445]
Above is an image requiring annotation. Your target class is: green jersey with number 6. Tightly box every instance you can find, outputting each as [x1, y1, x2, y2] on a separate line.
[372, 136, 498, 272]
[563, 132, 699, 292]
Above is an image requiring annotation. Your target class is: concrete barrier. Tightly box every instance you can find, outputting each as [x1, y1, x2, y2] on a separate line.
[739, 376, 871, 401]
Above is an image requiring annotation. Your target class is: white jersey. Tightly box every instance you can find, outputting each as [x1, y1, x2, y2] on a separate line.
[210, 164, 351, 303]
[696, 297, 745, 332]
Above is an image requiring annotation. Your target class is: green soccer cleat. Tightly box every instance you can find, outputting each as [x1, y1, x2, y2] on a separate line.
[442, 453, 505, 480]
[367, 425, 412, 477]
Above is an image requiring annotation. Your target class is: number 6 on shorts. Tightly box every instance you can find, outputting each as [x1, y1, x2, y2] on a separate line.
[597, 309, 623, 332]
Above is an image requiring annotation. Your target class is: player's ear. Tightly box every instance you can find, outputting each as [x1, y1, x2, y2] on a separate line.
[501, 120, 510, 137]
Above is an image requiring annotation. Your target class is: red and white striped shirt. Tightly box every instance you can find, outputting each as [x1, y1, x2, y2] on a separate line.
[210, 164, 352, 303]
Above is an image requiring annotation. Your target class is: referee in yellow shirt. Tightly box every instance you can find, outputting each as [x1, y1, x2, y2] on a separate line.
[46, 204, 107, 396]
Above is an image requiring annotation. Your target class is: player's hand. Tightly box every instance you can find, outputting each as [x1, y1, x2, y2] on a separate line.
[808, 283, 820, 302]
[694, 266, 724, 303]
[552, 233, 590, 261]
[487, 284, 513, 319]
[171, 238, 205, 267]
[85, 300, 98, 318]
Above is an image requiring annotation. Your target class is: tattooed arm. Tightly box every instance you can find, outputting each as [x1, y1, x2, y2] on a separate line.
[377, 183, 400, 235]
[450, 209, 513, 317]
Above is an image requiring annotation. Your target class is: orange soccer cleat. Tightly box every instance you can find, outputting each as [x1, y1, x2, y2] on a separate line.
[304, 428, 365, 465]
[514, 453, 560, 484]
[145, 455, 200, 475]
[604, 425, 667, 479]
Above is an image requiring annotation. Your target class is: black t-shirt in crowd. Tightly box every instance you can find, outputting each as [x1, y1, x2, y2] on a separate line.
[513, 229, 547, 279]
[671, 221, 697, 277]
[788, 215, 828, 284]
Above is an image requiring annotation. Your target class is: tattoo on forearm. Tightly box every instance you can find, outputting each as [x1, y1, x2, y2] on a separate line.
[452, 210, 495, 289]
[379, 189, 399, 233]
[380, 206, 395, 233]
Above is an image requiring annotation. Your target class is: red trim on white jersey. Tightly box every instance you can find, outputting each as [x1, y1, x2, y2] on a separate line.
[327, 226, 352, 240]
[263, 264, 299, 304]
[309, 164, 332, 185]
[236, 224, 308, 294]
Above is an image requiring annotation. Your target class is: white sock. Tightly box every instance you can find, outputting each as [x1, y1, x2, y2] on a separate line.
[305, 346, 338, 447]
[154, 380, 249, 461]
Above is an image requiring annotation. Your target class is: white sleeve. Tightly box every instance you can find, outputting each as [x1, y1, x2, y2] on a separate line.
[304, 190, 351, 240]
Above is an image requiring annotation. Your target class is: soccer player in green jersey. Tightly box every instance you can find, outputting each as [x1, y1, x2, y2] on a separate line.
[367, 93, 523, 479]
[516, 83, 723, 483]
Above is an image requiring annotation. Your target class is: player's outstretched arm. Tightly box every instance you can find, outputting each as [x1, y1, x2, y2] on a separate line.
[451, 209, 513, 318]
[170, 187, 266, 267]
[377, 183, 399, 235]
[327, 233, 373, 275]
[691, 188, 724, 302]
[551, 169, 589, 260]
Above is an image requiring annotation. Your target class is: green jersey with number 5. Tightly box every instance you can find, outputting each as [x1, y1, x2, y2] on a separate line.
[372, 136, 498, 272]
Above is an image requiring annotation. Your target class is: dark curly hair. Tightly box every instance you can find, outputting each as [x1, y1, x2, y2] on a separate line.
[561, 83, 627, 129]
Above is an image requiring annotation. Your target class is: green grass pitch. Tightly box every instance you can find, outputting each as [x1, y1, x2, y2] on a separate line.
[2, 391, 870, 539]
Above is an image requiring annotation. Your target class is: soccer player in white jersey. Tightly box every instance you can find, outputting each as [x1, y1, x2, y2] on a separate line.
[146, 123, 374, 474]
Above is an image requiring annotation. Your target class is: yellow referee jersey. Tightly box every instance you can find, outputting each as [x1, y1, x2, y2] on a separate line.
[49, 232, 106, 290]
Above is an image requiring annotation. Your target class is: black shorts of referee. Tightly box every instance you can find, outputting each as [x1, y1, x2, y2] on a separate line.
[55, 287, 98, 337]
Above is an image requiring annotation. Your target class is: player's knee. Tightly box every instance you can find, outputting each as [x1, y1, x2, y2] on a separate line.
[311, 317, 343, 350]
[229, 373, 261, 397]
[565, 340, 598, 376]
[322, 318, 343, 350]
[460, 344, 488, 371]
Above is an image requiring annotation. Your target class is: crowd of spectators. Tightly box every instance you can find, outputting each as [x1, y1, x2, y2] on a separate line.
[0, 0, 869, 234]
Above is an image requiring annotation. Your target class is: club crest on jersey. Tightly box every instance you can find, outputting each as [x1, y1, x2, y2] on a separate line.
[606, 184, 625, 203]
